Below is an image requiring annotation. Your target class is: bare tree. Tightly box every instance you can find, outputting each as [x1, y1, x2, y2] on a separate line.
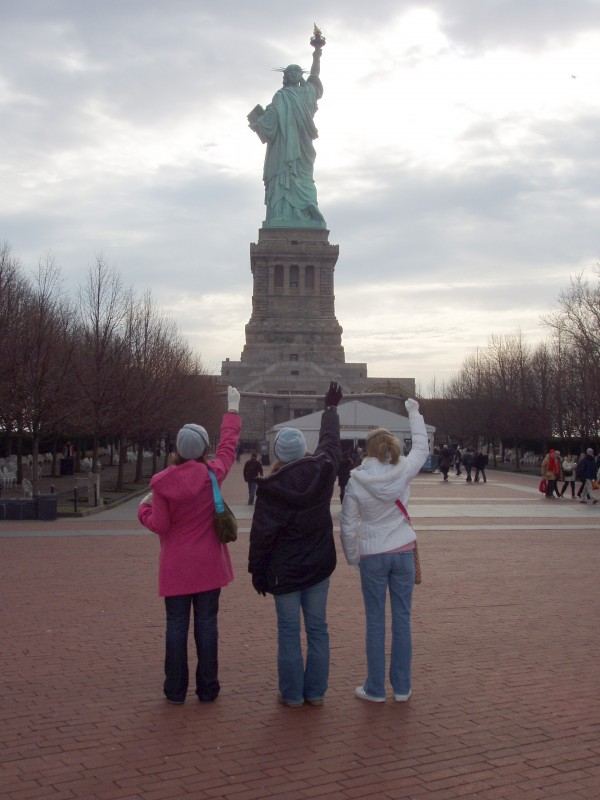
[0, 242, 30, 477]
[543, 269, 600, 441]
[73, 255, 132, 472]
[14, 253, 76, 491]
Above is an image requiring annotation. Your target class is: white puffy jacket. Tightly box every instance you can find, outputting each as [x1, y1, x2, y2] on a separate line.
[339, 408, 429, 565]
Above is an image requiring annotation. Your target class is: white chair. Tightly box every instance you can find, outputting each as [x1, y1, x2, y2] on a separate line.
[1, 467, 16, 489]
[22, 479, 33, 498]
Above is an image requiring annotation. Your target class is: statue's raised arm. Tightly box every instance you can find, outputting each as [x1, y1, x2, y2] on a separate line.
[247, 26, 327, 230]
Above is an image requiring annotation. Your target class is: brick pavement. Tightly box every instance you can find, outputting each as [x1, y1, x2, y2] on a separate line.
[1, 463, 600, 800]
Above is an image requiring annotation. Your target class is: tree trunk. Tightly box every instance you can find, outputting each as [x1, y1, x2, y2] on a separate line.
[151, 437, 158, 476]
[92, 436, 100, 473]
[32, 435, 40, 494]
[116, 437, 127, 490]
[135, 439, 144, 483]
[51, 439, 59, 477]
[16, 434, 24, 484]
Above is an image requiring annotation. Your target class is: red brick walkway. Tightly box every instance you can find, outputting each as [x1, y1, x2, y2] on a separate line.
[1, 464, 599, 799]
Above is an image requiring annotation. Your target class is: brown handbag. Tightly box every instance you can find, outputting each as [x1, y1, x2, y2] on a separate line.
[207, 467, 238, 544]
[394, 498, 422, 585]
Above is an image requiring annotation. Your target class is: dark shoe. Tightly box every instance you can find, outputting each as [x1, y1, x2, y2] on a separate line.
[166, 698, 184, 705]
[305, 698, 324, 707]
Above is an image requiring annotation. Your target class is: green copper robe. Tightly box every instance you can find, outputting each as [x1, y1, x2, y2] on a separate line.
[252, 76, 326, 229]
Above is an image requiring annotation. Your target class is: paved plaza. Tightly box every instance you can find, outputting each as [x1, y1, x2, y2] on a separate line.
[1, 463, 599, 800]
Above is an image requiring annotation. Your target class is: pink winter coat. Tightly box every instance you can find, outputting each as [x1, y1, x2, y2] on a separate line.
[138, 412, 241, 597]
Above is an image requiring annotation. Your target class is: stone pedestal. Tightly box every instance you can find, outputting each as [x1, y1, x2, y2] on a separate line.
[219, 227, 415, 447]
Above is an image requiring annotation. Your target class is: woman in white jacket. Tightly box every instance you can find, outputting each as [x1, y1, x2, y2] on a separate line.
[339, 398, 429, 702]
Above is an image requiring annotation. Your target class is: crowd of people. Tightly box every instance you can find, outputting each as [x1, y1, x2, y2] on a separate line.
[137, 382, 429, 708]
[540, 447, 600, 503]
[433, 444, 489, 483]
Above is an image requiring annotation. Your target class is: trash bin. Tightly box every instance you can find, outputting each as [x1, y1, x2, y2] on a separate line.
[6, 500, 36, 520]
[261, 454, 270, 467]
[36, 493, 58, 521]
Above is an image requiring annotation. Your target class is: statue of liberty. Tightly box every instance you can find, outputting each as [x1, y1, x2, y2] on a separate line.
[248, 26, 326, 229]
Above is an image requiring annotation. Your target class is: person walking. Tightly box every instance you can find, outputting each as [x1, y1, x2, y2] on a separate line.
[454, 446, 462, 476]
[559, 453, 577, 498]
[579, 448, 599, 504]
[438, 445, 452, 481]
[339, 398, 429, 703]
[138, 387, 241, 705]
[474, 450, 488, 483]
[552, 450, 564, 497]
[576, 452, 587, 498]
[243, 452, 263, 505]
[248, 382, 342, 708]
[462, 447, 475, 483]
[540, 449, 561, 499]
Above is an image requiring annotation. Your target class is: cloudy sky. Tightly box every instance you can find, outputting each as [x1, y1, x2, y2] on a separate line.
[2, 1, 599, 394]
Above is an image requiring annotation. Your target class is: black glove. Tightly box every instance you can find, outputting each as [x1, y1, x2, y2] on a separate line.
[252, 575, 267, 597]
[324, 381, 343, 408]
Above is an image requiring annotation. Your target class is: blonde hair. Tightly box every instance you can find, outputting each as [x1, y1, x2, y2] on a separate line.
[269, 451, 313, 475]
[365, 428, 401, 465]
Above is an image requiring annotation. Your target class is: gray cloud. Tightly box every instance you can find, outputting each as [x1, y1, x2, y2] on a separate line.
[2, 1, 599, 389]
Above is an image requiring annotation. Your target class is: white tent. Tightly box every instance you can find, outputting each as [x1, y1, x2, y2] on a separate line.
[268, 400, 435, 458]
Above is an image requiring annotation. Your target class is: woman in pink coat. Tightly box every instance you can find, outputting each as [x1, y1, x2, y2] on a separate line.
[138, 387, 241, 705]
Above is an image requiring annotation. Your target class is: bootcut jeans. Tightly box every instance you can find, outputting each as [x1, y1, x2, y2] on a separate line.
[273, 577, 330, 704]
[164, 589, 221, 703]
[359, 551, 415, 699]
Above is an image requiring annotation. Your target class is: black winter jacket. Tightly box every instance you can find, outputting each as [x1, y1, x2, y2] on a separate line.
[248, 408, 341, 595]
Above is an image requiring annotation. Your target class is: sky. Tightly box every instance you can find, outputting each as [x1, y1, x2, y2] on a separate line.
[2, 0, 600, 396]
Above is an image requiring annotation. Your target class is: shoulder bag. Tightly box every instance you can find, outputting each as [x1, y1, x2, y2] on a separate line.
[394, 498, 422, 585]
[207, 467, 238, 544]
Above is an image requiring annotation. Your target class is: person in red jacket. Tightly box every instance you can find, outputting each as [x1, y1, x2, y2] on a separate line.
[138, 387, 241, 705]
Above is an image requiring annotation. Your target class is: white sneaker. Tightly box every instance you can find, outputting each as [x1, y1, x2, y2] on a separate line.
[355, 686, 386, 702]
[394, 690, 412, 702]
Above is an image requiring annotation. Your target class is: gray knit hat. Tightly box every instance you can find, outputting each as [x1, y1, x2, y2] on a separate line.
[176, 424, 209, 460]
[274, 427, 307, 463]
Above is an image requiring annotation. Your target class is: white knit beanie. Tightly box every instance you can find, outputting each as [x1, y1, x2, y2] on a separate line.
[274, 428, 307, 463]
[176, 424, 209, 460]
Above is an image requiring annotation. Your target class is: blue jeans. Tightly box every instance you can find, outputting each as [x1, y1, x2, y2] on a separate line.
[248, 481, 258, 503]
[360, 551, 414, 698]
[274, 578, 330, 704]
[164, 589, 221, 703]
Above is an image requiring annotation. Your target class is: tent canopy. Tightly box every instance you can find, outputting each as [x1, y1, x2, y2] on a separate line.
[268, 400, 435, 457]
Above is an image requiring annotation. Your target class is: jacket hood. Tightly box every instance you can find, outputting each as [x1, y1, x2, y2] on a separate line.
[150, 460, 209, 502]
[258, 453, 334, 509]
[350, 457, 406, 502]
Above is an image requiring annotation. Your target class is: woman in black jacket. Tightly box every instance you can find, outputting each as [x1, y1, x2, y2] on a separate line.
[248, 382, 342, 707]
